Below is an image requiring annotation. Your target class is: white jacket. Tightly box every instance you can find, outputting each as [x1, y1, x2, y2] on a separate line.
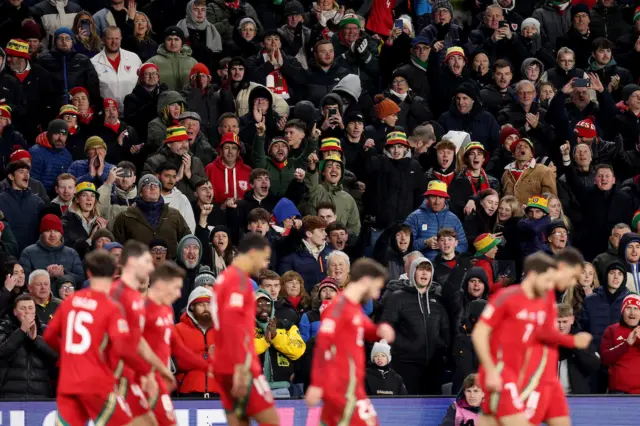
[91, 48, 142, 110]
[163, 187, 196, 233]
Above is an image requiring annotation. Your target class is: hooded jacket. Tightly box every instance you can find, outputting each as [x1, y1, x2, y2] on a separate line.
[147, 90, 187, 153]
[452, 298, 487, 393]
[0, 188, 45, 253]
[147, 44, 198, 91]
[206, 0, 262, 41]
[380, 257, 450, 365]
[600, 316, 640, 394]
[174, 286, 218, 396]
[364, 361, 407, 396]
[19, 239, 85, 288]
[439, 382, 481, 426]
[532, 2, 572, 48]
[172, 235, 203, 320]
[450, 267, 490, 340]
[204, 150, 252, 205]
[31, 0, 82, 47]
[144, 144, 207, 202]
[330, 32, 380, 95]
[124, 82, 168, 144]
[371, 222, 415, 282]
[618, 233, 640, 294]
[28, 133, 73, 193]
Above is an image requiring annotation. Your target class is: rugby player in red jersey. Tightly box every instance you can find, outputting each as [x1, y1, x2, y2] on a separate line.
[210, 233, 278, 426]
[110, 241, 176, 426]
[44, 251, 152, 426]
[143, 261, 211, 426]
[472, 252, 557, 426]
[305, 259, 395, 426]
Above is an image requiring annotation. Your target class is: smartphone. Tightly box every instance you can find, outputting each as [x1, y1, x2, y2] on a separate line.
[499, 20, 508, 28]
[573, 78, 591, 88]
[117, 169, 132, 178]
[394, 19, 403, 30]
[80, 19, 91, 34]
[328, 107, 338, 116]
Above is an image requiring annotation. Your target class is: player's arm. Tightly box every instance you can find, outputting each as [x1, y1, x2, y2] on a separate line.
[362, 315, 395, 343]
[306, 314, 337, 406]
[170, 327, 209, 372]
[108, 312, 153, 376]
[535, 298, 590, 349]
[138, 337, 176, 379]
[215, 289, 254, 370]
[42, 308, 62, 353]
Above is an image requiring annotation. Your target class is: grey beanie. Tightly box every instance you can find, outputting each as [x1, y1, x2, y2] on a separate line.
[178, 111, 201, 122]
[47, 119, 68, 139]
[195, 266, 216, 287]
[432, 0, 454, 17]
[138, 174, 161, 192]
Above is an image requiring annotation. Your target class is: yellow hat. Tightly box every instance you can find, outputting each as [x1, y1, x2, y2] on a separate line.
[424, 180, 450, 198]
[75, 181, 99, 196]
[526, 196, 548, 213]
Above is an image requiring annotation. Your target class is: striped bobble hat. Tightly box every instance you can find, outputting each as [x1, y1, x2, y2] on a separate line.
[622, 294, 640, 313]
[58, 104, 79, 117]
[635, 6, 640, 23]
[473, 233, 501, 257]
[525, 195, 549, 213]
[320, 137, 343, 153]
[463, 141, 487, 156]
[5, 39, 30, 59]
[164, 125, 189, 144]
[424, 179, 450, 198]
[385, 131, 409, 147]
[633, 210, 640, 231]
[339, 13, 361, 29]
[0, 105, 11, 120]
[444, 46, 465, 63]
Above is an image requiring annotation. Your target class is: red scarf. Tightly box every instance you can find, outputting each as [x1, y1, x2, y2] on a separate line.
[434, 170, 455, 186]
[104, 121, 120, 134]
[272, 158, 287, 171]
[15, 70, 30, 83]
[68, 125, 77, 135]
[79, 107, 94, 125]
[288, 295, 302, 310]
[466, 169, 490, 196]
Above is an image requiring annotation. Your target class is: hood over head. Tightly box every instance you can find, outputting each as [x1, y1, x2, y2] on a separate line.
[618, 232, 640, 261]
[157, 90, 186, 115]
[409, 257, 434, 288]
[462, 266, 490, 299]
[248, 85, 274, 113]
[463, 298, 488, 332]
[389, 223, 414, 256]
[602, 260, 628, 301]
[185, 286, 213, 325]
[272, 197, 301, 226]
[332, 74, 362, 102]
[319, 92, 345, 115]
[521, 57, 545, 79]
[177, 234, 203, 267]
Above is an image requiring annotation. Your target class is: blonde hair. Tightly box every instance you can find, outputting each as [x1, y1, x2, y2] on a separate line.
[563, 262, 600, 318]
[72, 191, 100, 220]
[499, 195, 523, 219]
[543, 193, 572, 231]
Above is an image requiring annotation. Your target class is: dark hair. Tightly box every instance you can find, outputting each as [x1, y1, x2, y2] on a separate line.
[195, 178, 211, 189]
[285, 119, 306, 133]
[594, 163, 614, 175]
[56, 173, 76, 186]
[523, 252, 556, 275]
[121, 240, 150, 265]
[316, 201, 336, 214]
[350, 258, 387, 282]
[218, 112, 239, 127]
[249, 168, 269, 183]
[462, 374, 478, 390]
[6, 160, 30, 176]
[592, 37, 614, 52]
[14, 294, 34, 308]
[492, 59, 513, 74]
[116, 160, 136, 173]
[258, 270, 280, 285]
[218, 56, 232, 70]
[85, 250, 117, 278]
[150, 261, 185, 284]
[555, 247, 584, 266]
[156, 162, 179, 174]
[247, 208, 270, 224]
[314, 39, 332, 52]
[237, 233, 270, 254]
[193, 0, 206, 6]
[326, 222, 348, 234]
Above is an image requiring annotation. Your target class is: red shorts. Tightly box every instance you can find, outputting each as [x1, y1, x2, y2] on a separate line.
[216, 373, 274, 419]
[57, 392, 132, 426]
[148, 375, 177, 426]
[526, 381, 570, 425]
[119, 377, 150, 418]
[321, 397, 379, 426]
[479, 368, 525, 419]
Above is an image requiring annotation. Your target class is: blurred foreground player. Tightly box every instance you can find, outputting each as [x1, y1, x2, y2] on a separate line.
[472, 252, 557, 426]
[305, 259, 396, 426]
[210, 234, 279, 426]
[110, 241, 177, 426]
[144, 261, 211, 426]
[44, 250, 152, 426]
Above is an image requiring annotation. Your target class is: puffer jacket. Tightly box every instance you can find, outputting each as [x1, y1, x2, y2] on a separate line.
[181, 85, 222, 143]
[365, 363, 408, 396]
[123, 83, 168, 144]
[532, 2, 572, 47]
[19, 239, 85, 288]
[174, 287, 218, 396]
[330, 32, 380, 95]
[0, 312, 57, 399]
[0, 188, 44, 252]
[380, 258, 450, 365]
[146, 90, 187, 153]
[28, 133, 73, 193]
[144, 145, 207, 202]
[439, 99, 500, 154]
[304, 62, 350, 107]
[147, 44, 198, 91]
[590, 3, 630, 43]
[404, 201, 468, 260]
[277, 243, 332, 293]
[31, 0, 82, 48]
[206, 0, 262, 41]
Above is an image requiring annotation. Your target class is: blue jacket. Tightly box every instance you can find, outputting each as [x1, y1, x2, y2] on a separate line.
[19, 240, 85, 288]
[579, 285, 630, 349]
[517, 216, 551, 258]
[299, 310, 321, 342]
[277, 243, 332, 293]
[0, 188, 44, 252]
[404, 201, 468, 260]
[29, 141, 73, 193]
[67, 159, 114, 185]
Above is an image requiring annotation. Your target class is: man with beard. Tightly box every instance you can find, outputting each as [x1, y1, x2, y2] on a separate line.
[0, 161, 45, 252]
[480, 59, 515, 117]
[174, 286, 218, 397]
[305, 40, 349, 107]
[144, 125, 207, 202]
[90, 26, 142, 110]
[205, 132, 252, 204]
[3, 39, 54, 143]
[172, 235, 203, 320]
[156, 162, 196, 233]
[502, 137, 557, 205]
[29, 119, 73, 195]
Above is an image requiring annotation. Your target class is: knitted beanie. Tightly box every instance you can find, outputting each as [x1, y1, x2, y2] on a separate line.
[339, 13, 361, 29]
[190, 63, 211, 80]
[373, 94, 400, 120]
[521, 18, 541, 34]
[58, 104, 79, 118]
[622, 294, 640, 313]
[40, 214, 63, 234]
[195, 266, 217, 287]
[633, 210, 640, 231]
[165, 126, 189, 144]
[574, 118, 597, 139]
[371, 339, 392, 363]
[5, 39, 30, 59]
[9, 149, 31, 163]
[499, 126, 520, 146]
[84, 136, 107, 152]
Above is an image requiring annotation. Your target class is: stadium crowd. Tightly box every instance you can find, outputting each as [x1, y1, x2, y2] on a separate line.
[1, 0, 640, 420]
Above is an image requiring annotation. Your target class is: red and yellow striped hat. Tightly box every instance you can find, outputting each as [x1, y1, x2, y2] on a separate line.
[5, 39, 30, 59]
[164, 126, 189, 144]
[58, 104, 79, 118]
[0, 105, 11, 120]
[424, 180, 449, 198]
[385, 131, 409, 147]
[474, 233, 501, 257]
[320, 137, 343, 153]
[525, 195, 549, 213]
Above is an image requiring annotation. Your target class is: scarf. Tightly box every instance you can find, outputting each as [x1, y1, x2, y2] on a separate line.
[390, 89, 408, 102]
[104, 120, 120, 134]
[134, 196, 164, 229]
[465, 168, 490, 196]
[68, 125, 77, 135]
[288, 295, 302, 309]
[212, 250, 227, 275]
[434, 167, 455, 186]
[114, 184, 136, 205]
[505, 158, 535, 182]
[552, 0, 571, 13]
[178, 0, 223, 53]
[79, 107, 94, 125]
[302, 239, 325, 261]
[314, 4, 342, 27]
[14, 62, 31, 83]
[411, 54, 428, 72]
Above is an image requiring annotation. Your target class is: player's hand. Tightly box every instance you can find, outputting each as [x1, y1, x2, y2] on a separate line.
[141, 372, 159, 401]
[231, 365, 251, 398]
[377, 323, 395, 343]
[573, 332, 592, 349]
[305, 385, 323, 407]
[159, 368, 177, 392]
[485, 368, 502, 392]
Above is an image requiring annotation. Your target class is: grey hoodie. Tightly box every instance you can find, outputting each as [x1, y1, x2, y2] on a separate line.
[410, 257, 435, 316]
[521, 57, 545, 83]
[332, 74, 362, 102]
[147, 91, 187, 152]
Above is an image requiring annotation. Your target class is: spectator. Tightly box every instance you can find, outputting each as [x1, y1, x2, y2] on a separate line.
[618, 232, 640, 294]
[112, 174, 190, 259]
[180, 69, 220, 156]
[615, 8, 640, 81]
[277, 1, 310, 68]
[439, 374, 483, 426]
[91, 98, 140, 166]
[365, 339, 408, 396]
[502, 138, 557, 205]
[433, 227, 473, 301]
[305, 40, 349, 107]
[0, 161, 45, 252]
[462, 189, 500, 247]
[21, 20, 46, 61]
[174, 286, 218, 397]
[172, 234, 203, 319]
[0, 150, 48, 204]
[592, 224, 630, 279]
[393, 37, 433, 102]
[205, 132, 252, 205]
[26, 269, 62, 324]
[546, 219, 570, 255]
[61, 182, 107, 251]
[280, 270, 311, 318]
[555, 4, 595, 70]
[67, 136, 114, 185]
[0, 260, 27, 315]
[405, 180, 468, 259]
[147, 90, 187, 153]
[424, 140, 457, 187]
[381, 257, 449, 395]
[450, 267, 489, 338]
[93, 0, 133, 36]
[69, 86, 96, 125]
[473, 233, 502, 293]
[121, 11, 157, 62]
[298, 276, 338, 342]
[156, 162, 196, 233]
[176, 0, 222, 72]
[258, 270, 299, 329]
[600, 294, 640, 394]
[149, 239, 169, 267]
[540, 47, 589, 95]
[586, 37, 632, 102]
[0, 1, 31, 49]
[147, 26, 198, 91]
[90, 26, 142, 110]
[206, 0, 262, 41]
[71, 12, 102, 58]
[518, 196, 551, 258]
[375, 223, 414, 282]
[533, 0, 573, 48]
[123, 63, 167, 144]
[590, 0, 629, 43]
[452, 299, 487, 392]
[480, 60, 515, 117]
[0, 294, 57, 399]
[556, 302, 601, 394]
[41, 173, 76, 217]
[418, 1, 463, 65]
[432, 47, 480, 117]
[614, 84, 640, 151]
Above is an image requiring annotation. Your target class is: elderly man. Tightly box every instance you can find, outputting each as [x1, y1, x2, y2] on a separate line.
[179, 111, 215, 166]
[467, 4, 526, 65]
[112, 174, 190, 258]
[67, 136, 115, 185]
[19, 214, 84, 288]
[502, 138, 556, 205]
[172, 234, 203, 320]
[90, 26, 142, 110]
[26, 270, 62, 325]
[89, 98, 140, 165]
[144, 125, 208, 202]
[147, 26, 198, 90]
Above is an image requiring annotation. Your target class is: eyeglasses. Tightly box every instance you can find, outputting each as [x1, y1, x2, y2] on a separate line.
[143, 72, 159, 78]
[57, 36, 73, 42]
[552, 231, 568, 237]
[151, 247, 167, 254]
[60, 285, 74, 292]
[392, 79, 407, 86]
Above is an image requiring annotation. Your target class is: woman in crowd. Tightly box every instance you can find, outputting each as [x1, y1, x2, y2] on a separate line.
[72, 12, 102, 58]
[299, 276, 338, 342]
[61, 183, 106, 254]
[0, 259, 26, 315]
[564, 261, 600, 319]
[279, 271, 311, 318]
[198, 225, 236, 276]
[122, 12, 158, 62]
[463, 189, 500, 249]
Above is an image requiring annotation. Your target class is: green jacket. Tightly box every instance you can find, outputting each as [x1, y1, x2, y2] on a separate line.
[147, 44, 198, 91]
[252, 135, 318, 198]
[304, 169, 361, 235]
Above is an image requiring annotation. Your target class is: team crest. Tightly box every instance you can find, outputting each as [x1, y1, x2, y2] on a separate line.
[511, 24, 518, 32]
[125, 65, 131, 72]
[239, 180, 248, 190]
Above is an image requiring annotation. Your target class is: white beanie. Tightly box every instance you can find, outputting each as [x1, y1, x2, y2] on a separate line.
[521, 18, 541, 35]
[371, 339, 391, 363]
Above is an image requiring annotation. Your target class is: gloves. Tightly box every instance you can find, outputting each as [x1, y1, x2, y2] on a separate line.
[351, 37, 368, 55]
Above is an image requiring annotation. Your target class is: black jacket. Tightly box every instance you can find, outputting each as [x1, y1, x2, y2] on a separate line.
[0, 312, 57, 399]
[380, 284, 450, 365]
[393, 61, 432, 104]
[480, 84, 516, 117]
[556, 28, 597, 70]
[558, 340, 601, 395]
[382, 89, 432, 134]
[365, 364, 408, 396]
[590, 3, 630, 45]
[181, 85, 222, 143]
[433, 253, 474, 303]
[246, 51, 306, 103]
[497, 102, 553, 157]
[615, 105, 640, 152]
[123, 83, 168, 144]
[452, 298, 486, 392]
[449, 267, 489, 341]
[447, 170, 500, 220]
[304, 62, 349, 107]
[432, 65, 481, 117]
[439, 99, 500, 154]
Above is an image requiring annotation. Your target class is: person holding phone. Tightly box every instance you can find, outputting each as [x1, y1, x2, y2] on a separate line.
[71, 12, 102, 58]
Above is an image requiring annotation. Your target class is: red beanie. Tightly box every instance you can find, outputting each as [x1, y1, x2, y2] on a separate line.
[40, 214, 63, 234]
[138, 63, 159, 78]
[103, 98, 119, 113]
[69, 87, 89, 98]
[574, 118, 597, 139]
[190, 63, 211, 80]
[9, 149, 31, 163]
[499, 126, 520, 147]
